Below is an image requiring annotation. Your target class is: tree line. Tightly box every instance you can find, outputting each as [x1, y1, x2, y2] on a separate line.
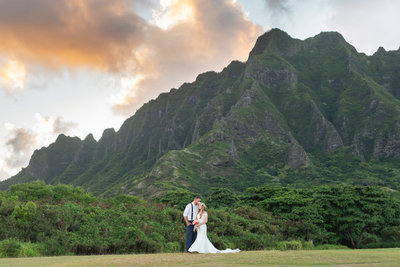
[0, 181, 399, 257]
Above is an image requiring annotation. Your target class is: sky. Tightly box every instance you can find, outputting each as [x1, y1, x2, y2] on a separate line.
[0, 0, 399, 181]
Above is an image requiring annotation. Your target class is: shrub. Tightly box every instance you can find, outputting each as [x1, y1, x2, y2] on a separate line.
[277, 240, 302, 251]
[206, 188, 239, 208]
[18, 242, 45, 257]
[207, 234, 230, 250]
[314, 244, 349, 250]
[156, 189, 199, 210]
[106, 194, 144, 206]
[164, 242, 181, 252]
[0, 239, 44, 258]
[360, 242, 400, 249]
[0, 182, 399, 257]
[0, 239, 21, 257]
[12, 201, 37, 222]
[240, 233, 269, 250]
[302, 240, 315, 250]
[43, 236, 69, 256]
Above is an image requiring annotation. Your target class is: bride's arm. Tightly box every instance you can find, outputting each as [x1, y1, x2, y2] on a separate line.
[194, 214, 208, 230]
[198, 214, 208, 225]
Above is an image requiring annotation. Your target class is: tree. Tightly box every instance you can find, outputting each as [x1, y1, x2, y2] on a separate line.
[207, 187, 239, 208]
[314, 185, 400, 248]
[12, 201, 37, 222]
[156, 189, 199, 210]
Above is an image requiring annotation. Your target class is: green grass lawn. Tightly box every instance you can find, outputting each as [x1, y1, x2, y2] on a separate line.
[0, 249, 399, 267]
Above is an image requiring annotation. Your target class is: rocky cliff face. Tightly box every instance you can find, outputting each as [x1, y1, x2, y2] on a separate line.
[2, 29, 400, 196]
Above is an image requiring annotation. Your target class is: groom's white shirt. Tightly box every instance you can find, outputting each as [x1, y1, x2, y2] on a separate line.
[183, 202, 199, 221]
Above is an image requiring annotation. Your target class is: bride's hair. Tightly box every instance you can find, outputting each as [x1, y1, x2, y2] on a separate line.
[198, 202, 207, 219]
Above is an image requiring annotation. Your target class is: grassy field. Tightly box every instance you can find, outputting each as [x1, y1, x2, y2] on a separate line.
[0, 249, 399, 267]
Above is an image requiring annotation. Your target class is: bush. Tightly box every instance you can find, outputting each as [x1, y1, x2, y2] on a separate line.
[0, 239, 44, 258]
[0, 182, 399, 257]
[43, 236, 69, 256]
[277, 240, 302, 251]
[302, 240, 315, 250]
[360, 242, 400, 249]
[314, 244, 349, 250]
[106, 194, 144, 206]
[0, 239, 21, 257]
[207, 188, 239, 208]
[156, 189, 199, 210]
[164, 242, 181, 252]
[19, 242, 44, 257]
[207, 234, 232, 250]
[12, 201, 37, 222]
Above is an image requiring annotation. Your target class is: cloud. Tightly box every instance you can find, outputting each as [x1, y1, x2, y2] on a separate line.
[0, 59, 26, 93]
[263, 0, 291, 13]
[112, 0, 263, 115]
[5, 127, 37, 155]
[0, 165, 12, 182]
[257, 0, 400, 55]
[0, 0, 148, 71]
[32, 113, 79, 142]
[0, 114, 79, 180]
[2, 125, 37, 177]
[0, 0, 263, 115]
[0, 0, 263, 178]
[326, 0, 400, 54]
[53, 117, 79, 134]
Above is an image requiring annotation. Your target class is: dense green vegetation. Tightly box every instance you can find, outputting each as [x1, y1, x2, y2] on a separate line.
[0, 182, 399, 257]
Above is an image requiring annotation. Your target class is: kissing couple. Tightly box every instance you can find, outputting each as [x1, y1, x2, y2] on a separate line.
[183, 196, 240, 253]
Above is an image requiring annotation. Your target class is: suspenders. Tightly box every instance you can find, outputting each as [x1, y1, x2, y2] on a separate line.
[191, 203, 193, 221]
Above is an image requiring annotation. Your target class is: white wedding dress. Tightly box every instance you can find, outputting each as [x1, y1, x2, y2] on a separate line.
[188, 212, 240, 254]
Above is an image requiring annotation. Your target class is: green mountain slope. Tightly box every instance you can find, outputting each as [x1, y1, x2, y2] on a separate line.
[2, 29, 400, 197]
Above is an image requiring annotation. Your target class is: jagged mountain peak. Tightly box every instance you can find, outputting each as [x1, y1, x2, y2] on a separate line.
[84, 133, 96, 142]
[313, 31, 346, 42]
[55, 133, 77, 142]
[221, 60, 246, 77]
[248, 28, 294, 57]
[101, 128, 116, 138]
[374, 46, 387, 55]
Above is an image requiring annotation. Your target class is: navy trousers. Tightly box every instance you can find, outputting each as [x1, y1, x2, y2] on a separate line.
[186, 220, 197, 251]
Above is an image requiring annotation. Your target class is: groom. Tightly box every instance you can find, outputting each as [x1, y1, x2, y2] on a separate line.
[183, 196, 201, 252]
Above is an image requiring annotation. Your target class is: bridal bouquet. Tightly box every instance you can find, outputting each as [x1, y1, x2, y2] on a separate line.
[193, 220, 199, 231]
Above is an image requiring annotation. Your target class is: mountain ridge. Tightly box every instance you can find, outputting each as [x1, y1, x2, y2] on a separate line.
[2, 28, 400, 197]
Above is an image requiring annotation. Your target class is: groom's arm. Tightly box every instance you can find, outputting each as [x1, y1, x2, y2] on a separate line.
[184, 216, 190, 226]
[183, 204, 191, 226]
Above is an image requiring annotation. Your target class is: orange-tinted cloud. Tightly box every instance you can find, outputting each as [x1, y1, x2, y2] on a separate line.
[0, 0, 263, 115]
[0, 0, 147, 70]
[112, 0, 263, 115]
[0, 59, 26, 92]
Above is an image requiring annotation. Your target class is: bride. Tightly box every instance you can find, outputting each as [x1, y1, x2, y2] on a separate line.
[188, 202, 240, 254]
